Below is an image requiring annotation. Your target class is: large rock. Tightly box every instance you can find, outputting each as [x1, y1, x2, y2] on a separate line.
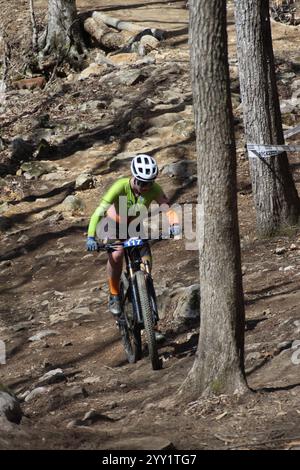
[75, 173, 95, 191]
[280, 97, 300, 114]
[173, 284, 200, 323]
[149, 112, 182, 128]
[0, 392, 22, 424]
[20, 161, 55, 179]
[136, 56, 156, 66]
[172, 119, 195, 140]
[37, 368, 66, 386]
[118, 70, 143, 86]
[140, 35, 160, 51]
[78, 63, 106, 81]
[41, 171, 69, 181]
[159, 284, 200, 333]
[63, 386, 88, 400]
[161, 90, 183, 105]
[249, 346, 300, 389]
[161, 159, 197, 179]
[108, 53, 139, 65]
[24, 387, 49, 403]
[62, 195, 86, 213]
[29, 330, 58, 342]
[291, 78, 300, 91]
[47, 212, 64, 225]
[69, 306, 92, 320]
[280, 100, 295, 114]
[111, 98, 127, 109]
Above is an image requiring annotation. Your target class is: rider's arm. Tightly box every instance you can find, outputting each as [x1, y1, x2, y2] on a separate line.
[87, 202, 110, 237]
[87, 179, 126, 237]
[155, 192, 180, 226]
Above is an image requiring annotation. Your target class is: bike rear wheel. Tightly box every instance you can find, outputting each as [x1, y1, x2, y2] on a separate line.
[134, 271, 161, 370]
[119, 274, 142, 364]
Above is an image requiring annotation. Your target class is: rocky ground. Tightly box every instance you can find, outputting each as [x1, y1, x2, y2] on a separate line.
[1, 0, 300, 450]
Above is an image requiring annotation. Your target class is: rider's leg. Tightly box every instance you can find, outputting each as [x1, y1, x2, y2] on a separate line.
[107, 246, 124, 315]
[141, 254, 152, 273]
[107, 248, 124, 295]
[140, 242, 152, 273]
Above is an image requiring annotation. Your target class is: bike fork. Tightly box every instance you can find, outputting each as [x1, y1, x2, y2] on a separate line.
[130, 277, 144, 325]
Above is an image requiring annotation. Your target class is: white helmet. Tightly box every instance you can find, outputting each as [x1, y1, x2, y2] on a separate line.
[131, 154, 158, 182]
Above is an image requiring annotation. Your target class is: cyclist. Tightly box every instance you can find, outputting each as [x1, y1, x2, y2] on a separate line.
[86, 154, 181, 318]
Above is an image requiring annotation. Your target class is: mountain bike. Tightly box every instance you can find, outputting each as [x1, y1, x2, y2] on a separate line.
[97, 237, 162, 370]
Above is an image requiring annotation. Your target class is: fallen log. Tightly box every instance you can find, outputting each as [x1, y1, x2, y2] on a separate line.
[84, 17, 131, 50]
[86, 12, 165, 56]
[92, 11, 144, 33]
[109, 29, 164, 56]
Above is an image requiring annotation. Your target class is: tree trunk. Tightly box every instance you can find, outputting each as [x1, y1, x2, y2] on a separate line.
[179, 0, 247, 400]
[235, 0, 300, 236]
[41, 0, 86, 64]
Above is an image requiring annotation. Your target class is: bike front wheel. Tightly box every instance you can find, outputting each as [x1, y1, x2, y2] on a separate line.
[134, 271, 161, 370]
[119, 274, 142, 364]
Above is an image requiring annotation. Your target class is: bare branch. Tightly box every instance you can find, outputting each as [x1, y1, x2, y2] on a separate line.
[0, 29, 10, 99]
[28, 0, 38, 51]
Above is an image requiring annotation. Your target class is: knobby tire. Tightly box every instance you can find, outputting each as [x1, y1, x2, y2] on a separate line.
[119, 274, 142, 363]
[134, 271, 161, 370]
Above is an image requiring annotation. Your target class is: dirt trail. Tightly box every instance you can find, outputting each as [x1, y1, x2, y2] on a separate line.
[1, 0, 300, 450]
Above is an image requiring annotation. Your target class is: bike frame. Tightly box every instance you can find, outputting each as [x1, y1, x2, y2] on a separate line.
[97, 236, 167, 369]
[98, 239, 159, 326]
[124, 242, 158, 326]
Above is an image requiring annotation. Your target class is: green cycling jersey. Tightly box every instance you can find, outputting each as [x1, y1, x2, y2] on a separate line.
[88, 177, 164, 237]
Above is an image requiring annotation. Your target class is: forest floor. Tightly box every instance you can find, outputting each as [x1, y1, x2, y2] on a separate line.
[1, 0, 300, 450]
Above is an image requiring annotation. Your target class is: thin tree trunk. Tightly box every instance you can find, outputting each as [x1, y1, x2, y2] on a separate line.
[28, 0, 38, 52]
[0, 29, 9, 99]
[179, 0, 247, 400]
[235, 0, 300, 236]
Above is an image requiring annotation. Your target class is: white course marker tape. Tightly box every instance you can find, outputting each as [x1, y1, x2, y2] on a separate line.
[247, 143, 300, 158]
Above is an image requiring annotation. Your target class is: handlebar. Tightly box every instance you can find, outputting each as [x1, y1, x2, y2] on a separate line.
[97, 234, 171, 252]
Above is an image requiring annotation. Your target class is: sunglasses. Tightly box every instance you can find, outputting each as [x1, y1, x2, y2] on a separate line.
[134, 178, 154, 188]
